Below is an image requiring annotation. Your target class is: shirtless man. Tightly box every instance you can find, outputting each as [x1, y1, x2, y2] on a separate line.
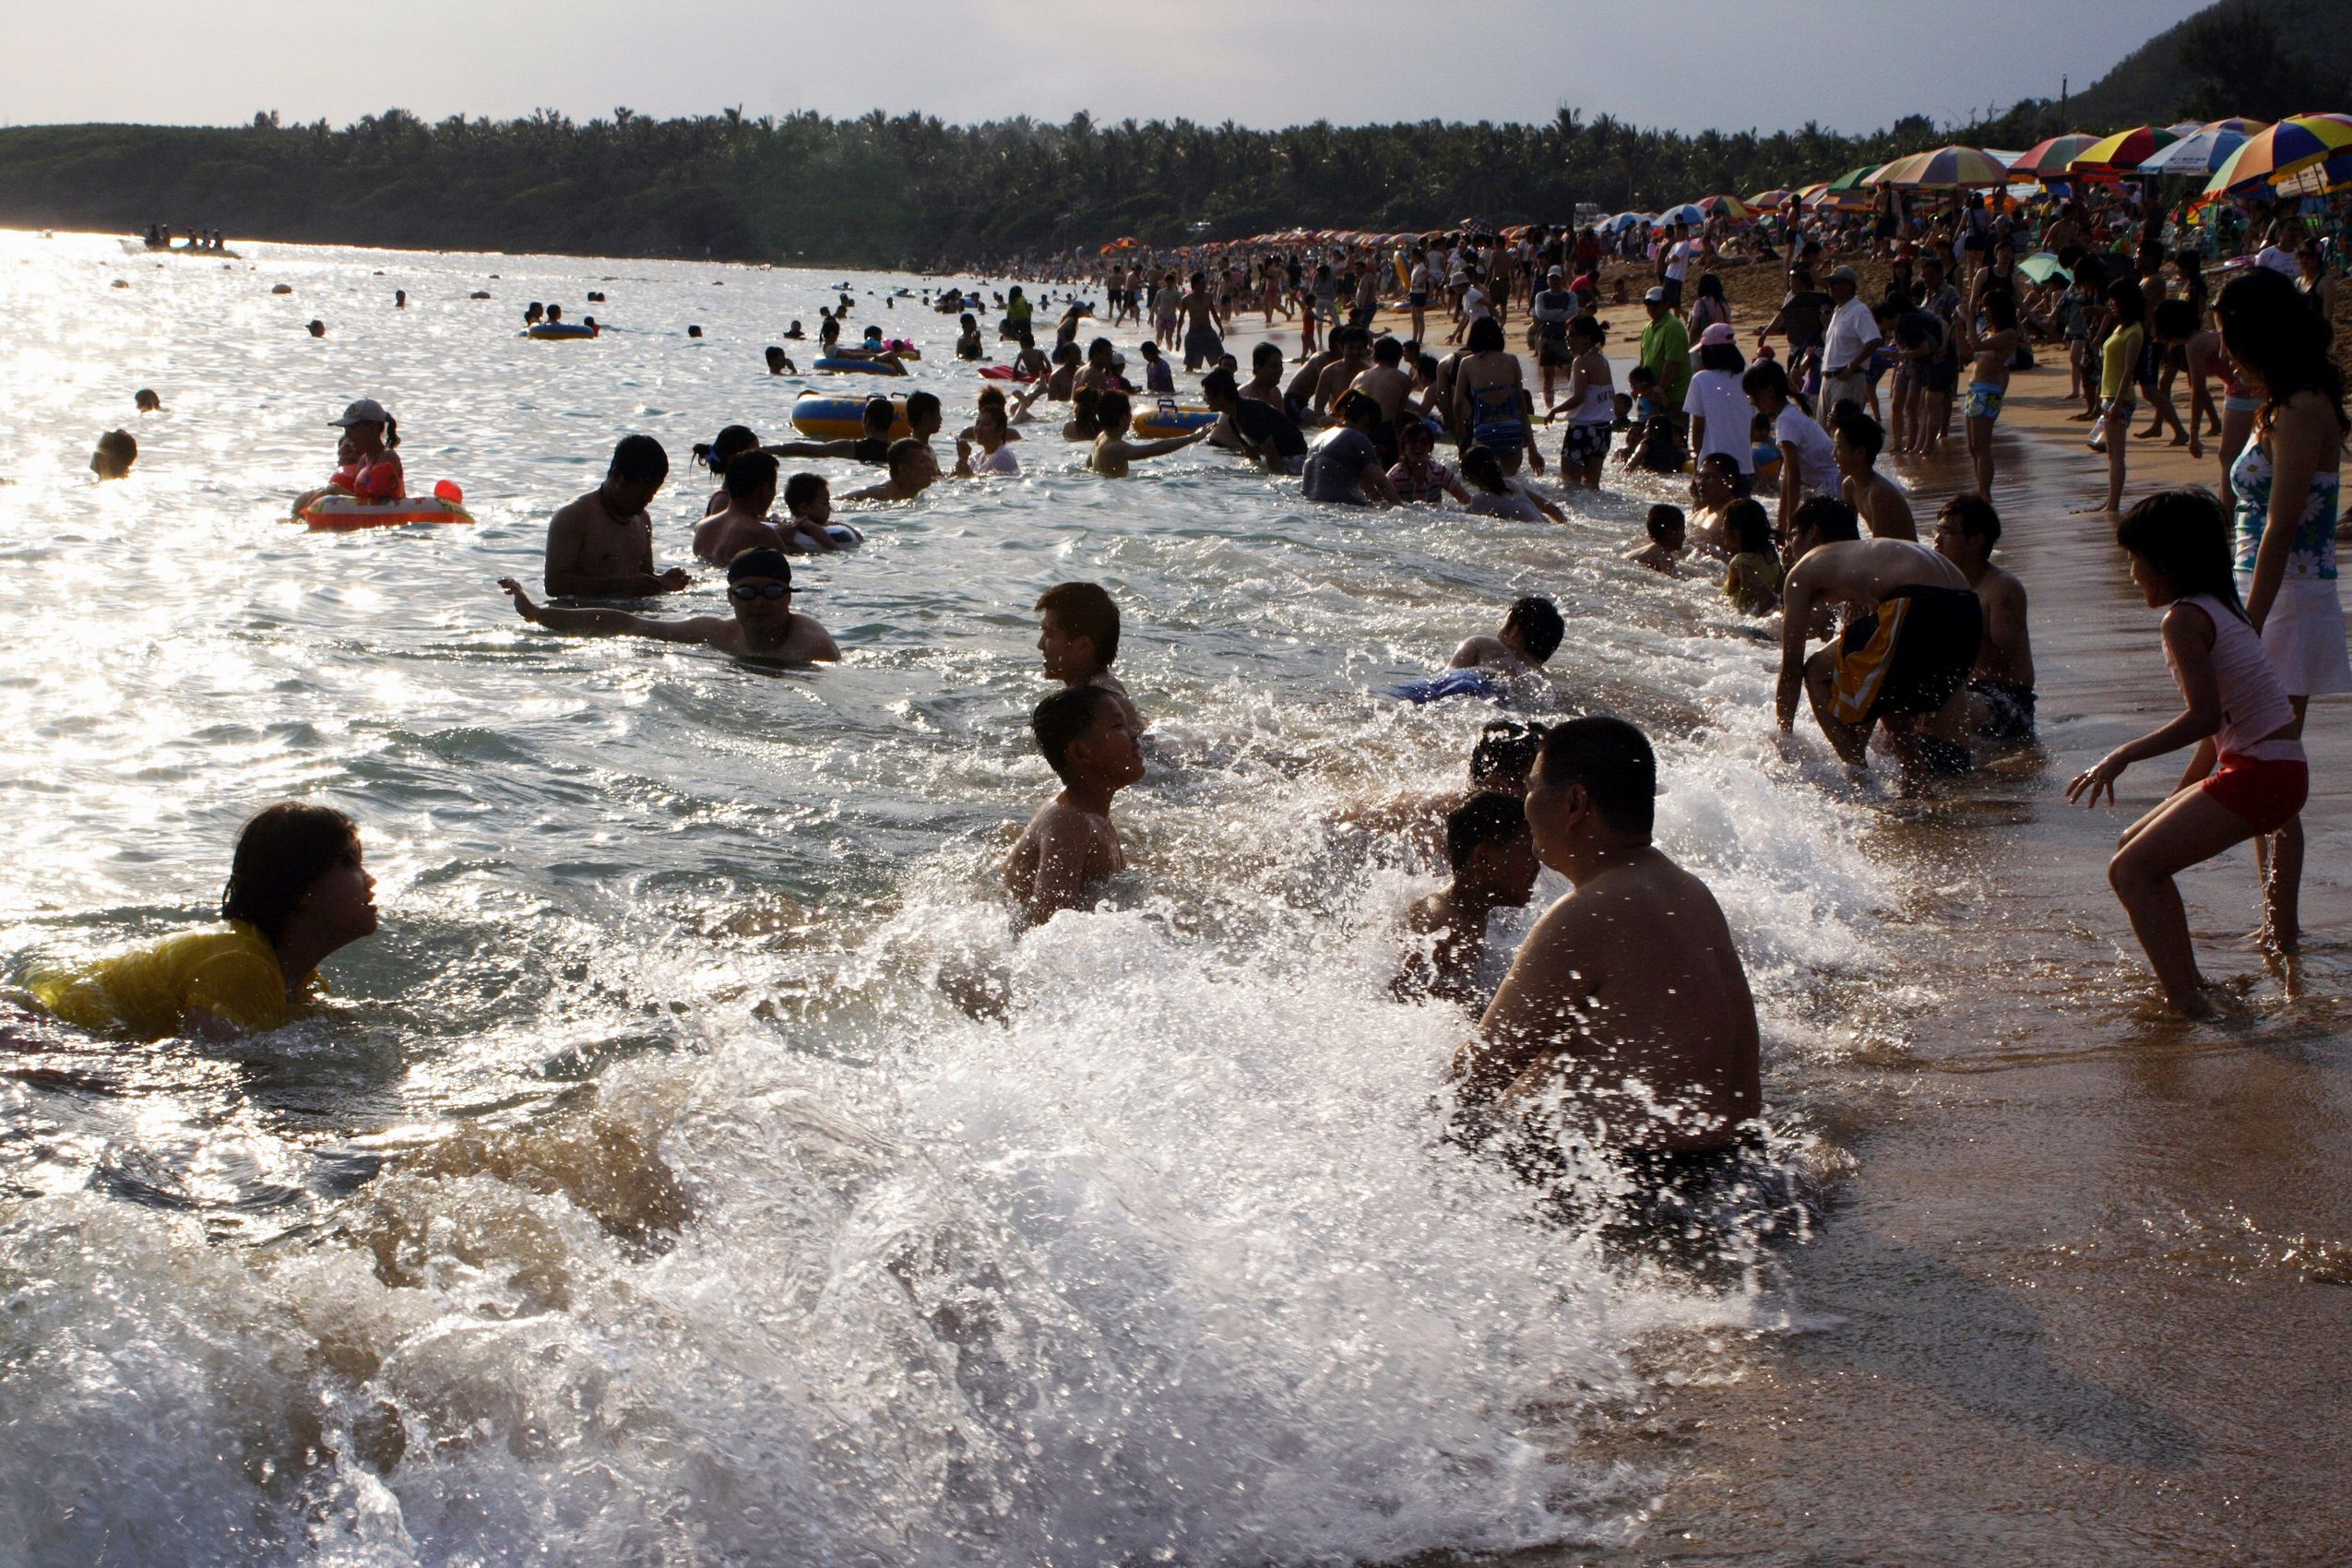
[766, 397, 897, 466]
[1242, 341, 1288, 406]
[1451, 594, 1564, 683]
[499, 548, 838, 665]
[1285, 331, 1352, 424]
[1393, 792, 1542, 1008]
[693, 451, 789, 564]
[1831, 404, 1916, 541]
[1088, 392, 1207, 477]
[1931, 494, 2036, 744]
[1776, 495, 1983, 789]
[1177, 272, 1224, 372]
[841, 438, 936, 503]
[1311, 328, 1374, 421]
[1348, 336, 1416, 456]
[1625, 504, 1688, 576]
[1454, 717, 1760, 1162]
[543, 434, 689, 598]
[1036, 580, 1146, 735]
[1003, 685, 1146, 928]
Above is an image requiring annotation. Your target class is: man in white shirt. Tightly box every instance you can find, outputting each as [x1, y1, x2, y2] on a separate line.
[1660, 224, 1693, 309]
[1818, 266, 1883, 428]
[2254, 220, 2301, 277]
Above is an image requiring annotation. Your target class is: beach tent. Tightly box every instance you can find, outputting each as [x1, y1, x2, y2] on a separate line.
[2068, 125, 2183, 179]
[1876, 146, 2013, 188]
[2204, 113, 2352, 196]
[2010, 133, 2102, 181]
[2139, 120, 2266, 176]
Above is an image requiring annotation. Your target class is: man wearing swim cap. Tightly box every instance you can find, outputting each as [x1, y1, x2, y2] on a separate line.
[497, 548, 838, 665]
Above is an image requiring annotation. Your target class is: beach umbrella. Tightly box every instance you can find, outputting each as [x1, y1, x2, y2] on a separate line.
[1656, 202, 1707, 227]
[1693, 194, 1752, 220]
[2068, 125, 2183, 178]
[2009, 133, 2102, 180]
[2015, 252, 2073, 286]
[2204, 113, 2352, 196]
[1747, 187, 1793, 208]
[1823, 162, 1885, 194]
[2139, 123, 2258, 176]
[1877, 145, 2013, 188]
[1098, 236, 1141, 255]
[2198, 117, 2270, 137]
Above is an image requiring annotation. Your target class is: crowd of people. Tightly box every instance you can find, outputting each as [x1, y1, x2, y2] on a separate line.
[24, 178, 2349, 1252]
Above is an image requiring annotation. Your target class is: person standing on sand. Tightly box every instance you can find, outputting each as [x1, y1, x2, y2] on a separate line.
[1452, 718, 1761, 1175]
[543, 435, 688, 599]
[2075, 279, 2148, 517]
[2069, 492, 2305, 1017]
[2216, 267, 2351, 955]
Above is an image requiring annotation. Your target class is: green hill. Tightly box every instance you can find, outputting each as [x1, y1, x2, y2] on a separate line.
[2063, 0, 2352, 125]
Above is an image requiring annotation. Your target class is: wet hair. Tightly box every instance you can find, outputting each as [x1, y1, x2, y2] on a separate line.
[1036, 581, 1121, 665]
[905, 391, 941, 426]
[976, 386, 1006, 414]
[859, 398, 896, 434]
[1052, 342, 1082, 365]
[1097, 390, 1134, 432]
[1253, 341, 1285, 373]
[726, 547, 793, 586]
[220, 802, 361, 945]
[610, 434, 669, 484]
[695, 424, 760, 473]
[91, 428, 137, 473]
[1467, 316, 1505, 353]
[1698, 339, 1746, 374]
[1372, 335, 1404, 365]
[134, 388, 160, 411]
[1939, 493, 2001, 546]
[1503, 595, 1565, 663]
[1724, 497, 1774, 555]
[2116, 489, 2243, 613]
[722, 449, 779, 499]
[783, 471, 826, 513]
[1138, 339, 1161, 360]
[1792, 493, 1860, 543]
[1460, 444, 1509, 493]
[1468, 719, 1546, 790]
[1447, 790, 1532, 873]
[1645, 503, 1686, 541]
[2216, 267, 2347, 432]
[884, 436, 928, 476]
[1698, 450, 1752, 497]
[1832, 404, 1884, 463]
[1032, 684, 1119, 783]
[764, 346, 788, 370]
[1535, 716, 1657, 837]
[1399, 417, 1435, 447]
[1741, 359, 1790, 401]
[1200, 367, 1239, 401]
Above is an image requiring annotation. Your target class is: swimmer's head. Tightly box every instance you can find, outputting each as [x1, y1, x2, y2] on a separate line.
[605, 434, 670, 513]
[89, 428, 137, 480]
[1446, 790, 1539, 907]
[905, 391, 942, 437]
[1468, 719, 1546, 796]
[687, 325, 704, 339]
[1645, 503, 1686, 547]
[1137, 339, 1161, 362]
[1036, 581, 1120, 678]
[783, 470, 830, 524]
[722, 450, 779, 508]
[134, 388, 161, 413]
[1398, 419, 1435, 453]
[1831, 404, 1883, 471]
[1529, 715, 1657, 852]
[1460, 444, 1508, 494]
[1252, 341, 1284, 375]
[1198, 368, 1240, 409]
[1788, 494, 1860, 562]
[305, 320, 326, 338]
[860, 398, 896, 437]
[765, 346, 789, 373]
[1723, 498, 1773, 557]
[695, 425, 760, 473]
[221, 801, 372, 945]
[725, 547, 795, 625]
[1337, 390, 1381, 430]
[1500, 595, 1564, 666]
[1030, 684, 1142, 790]
[1096, 390, 1133, 435]
[1933, 493, 2002, 568]
[1693, 451, 1749, 505]
[884, 437, 932, 491]
[1372, 336, 1404, 367]
[1087, 337, 1114, 365]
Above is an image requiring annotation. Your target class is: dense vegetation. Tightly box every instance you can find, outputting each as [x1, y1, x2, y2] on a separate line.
[0, 0, 2337, 268]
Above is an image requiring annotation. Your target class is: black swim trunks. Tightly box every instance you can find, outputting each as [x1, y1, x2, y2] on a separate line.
[1830, 584, 1984, 725]
[1968, 675, 2037, 742]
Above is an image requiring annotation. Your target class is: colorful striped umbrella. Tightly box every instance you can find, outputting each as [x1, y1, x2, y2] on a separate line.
[1746, 187, 1793, 208]
[2068, 125, 2182, 178]
[2198, 117, 2270, 137]
[2010, 132, 2102, 180]
[1823, 162, 1886, 193]
[1695, 194, 1753, 220]
[2204, 113, 2352, 196]
[1876, 145, 2013, 188]
[2141, 124, 2259, 175]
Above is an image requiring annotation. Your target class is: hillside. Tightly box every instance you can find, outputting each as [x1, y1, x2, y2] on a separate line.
[2065, 0, 2352, 125]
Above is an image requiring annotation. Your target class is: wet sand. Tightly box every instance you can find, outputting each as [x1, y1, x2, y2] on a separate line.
[1213, 303, 2352, 1562]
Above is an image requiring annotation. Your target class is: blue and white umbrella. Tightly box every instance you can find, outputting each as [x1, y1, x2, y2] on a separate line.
[1601, 211, 1652, 233]
[1656, 203, 1707, 228]
[2140, 125, 2256, 176]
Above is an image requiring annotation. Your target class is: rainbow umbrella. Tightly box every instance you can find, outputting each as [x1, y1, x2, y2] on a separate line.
[2204, 113, 2352, 196]
[1695, 194, 1753, 220]
[2140, 123, 2258, 176]
[2010, 132, 2101, 180]
[2068, 125, 2183, 178]
[1877, 145, 2013, 188]
[2198, 117, 2270, 137]
[1747, 187, 1793, 208]
[1823, 162, 1886, 193]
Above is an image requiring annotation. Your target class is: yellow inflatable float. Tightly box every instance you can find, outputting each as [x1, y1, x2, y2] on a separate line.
[790, 392, 910, 442]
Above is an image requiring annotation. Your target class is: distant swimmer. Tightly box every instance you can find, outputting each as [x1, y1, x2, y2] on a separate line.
[25, 802, 377, 1042]
[1453, 717, 1761, 1167]
[1003, 685, 1146, 928]
[694, 451, 791, 563]
[764, 346, 798, 375]
[956, 313, 983, 361]
[133, 388, 162, 413]
[305, 320, 326, 338]
[784, 318, 804, 340]
[2070, 491, 2306, 1016]
[840, 438, 936, 504]
[1831, 404, 1916, 540]
[500, 547, 838, 665]
[291, 398, 403, 516]
[779, 471, 860, 552]
[1392, 792, 1542, 1008]
[1035, 581, 1145, 734]
[1932, 495, 2036, 744]
[89, 429, 137, 480]
[543, 434, 690, 598]
[1776, 495, 1981, 789]
[1088, 391, 1207, 477]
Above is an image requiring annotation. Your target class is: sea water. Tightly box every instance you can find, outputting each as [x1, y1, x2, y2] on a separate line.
[0, 231, 1885, 1565]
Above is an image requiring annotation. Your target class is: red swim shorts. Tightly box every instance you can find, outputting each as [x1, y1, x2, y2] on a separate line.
[2201, 752, 2309, 836]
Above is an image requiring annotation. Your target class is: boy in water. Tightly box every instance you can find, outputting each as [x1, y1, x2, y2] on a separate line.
[1087, 391, 1207, 477]
[1832, 404, 1916, 541]
[842, 438, 936, 503]
[1625, 504, 1688, 575]
[543, 434, 690, 598]
[1036, 581, 1145, 733]
[1931, 494, 2037, 743]
[1003, 685, 1146, 927]
[1393, 792, 1543, 1007]
[693, 451, 790, 563]
[498, 548, 839, 665]
[1452, 595, 1565, 682]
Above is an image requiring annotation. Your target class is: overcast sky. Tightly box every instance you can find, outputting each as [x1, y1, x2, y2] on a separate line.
[0, 0, 2209, 137]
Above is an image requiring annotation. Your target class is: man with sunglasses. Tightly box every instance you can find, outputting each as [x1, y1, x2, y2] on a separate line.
[496, 548, 837, 665]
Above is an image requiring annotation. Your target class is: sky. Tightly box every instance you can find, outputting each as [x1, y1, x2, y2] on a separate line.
[0, 0, 2211, 138]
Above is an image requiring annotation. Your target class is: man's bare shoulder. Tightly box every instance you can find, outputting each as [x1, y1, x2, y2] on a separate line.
[549, 489, 602, 528]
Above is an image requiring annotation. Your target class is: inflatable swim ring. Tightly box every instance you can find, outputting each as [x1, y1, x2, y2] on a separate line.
[814, 354, 907, 374]
[790, 392, 910, 443]
[296, 494, 475, 531]
[978, 364, 1039, 383]
[1131, 403, 1219, 440]
[525, 323, 597, 340]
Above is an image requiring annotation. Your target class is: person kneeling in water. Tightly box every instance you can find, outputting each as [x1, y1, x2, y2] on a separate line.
[1393, 791, 1543, 1007]
[27, 803, 377, 1042]
[1452, 718, 1764, 1220]
[1003, 685, 1146, 928]
[498, 547, 838, 664]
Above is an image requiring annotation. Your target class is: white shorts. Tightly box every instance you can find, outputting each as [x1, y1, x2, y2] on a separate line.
[2239, 573, 2352, 697]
